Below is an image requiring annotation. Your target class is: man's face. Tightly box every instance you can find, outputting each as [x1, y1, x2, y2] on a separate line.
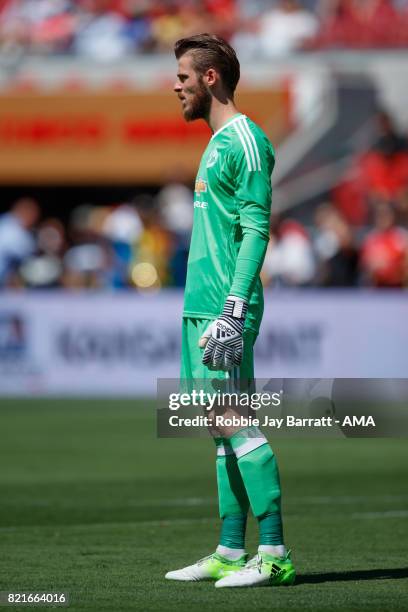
[174, 53, 212, 122]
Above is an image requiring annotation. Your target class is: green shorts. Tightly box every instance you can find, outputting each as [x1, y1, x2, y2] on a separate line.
[180, 317, 257, 393]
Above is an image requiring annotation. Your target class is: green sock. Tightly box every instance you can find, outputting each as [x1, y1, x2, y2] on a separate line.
[219, 514, 247, 549]
[229, 427, 283, 528]
[258, 512, 284, 546]
[215, 438, 249, 548]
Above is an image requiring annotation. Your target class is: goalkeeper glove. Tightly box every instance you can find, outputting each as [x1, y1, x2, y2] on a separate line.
[198, 296, 248, 371]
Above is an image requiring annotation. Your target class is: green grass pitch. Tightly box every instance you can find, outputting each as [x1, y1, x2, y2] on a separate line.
[0, 399, 407, 611]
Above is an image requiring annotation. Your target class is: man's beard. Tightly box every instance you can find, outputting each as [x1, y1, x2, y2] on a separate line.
[184, 78, 212, 121]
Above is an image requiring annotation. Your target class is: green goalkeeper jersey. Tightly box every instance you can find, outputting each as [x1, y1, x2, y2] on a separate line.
[183, 113, 275, 333]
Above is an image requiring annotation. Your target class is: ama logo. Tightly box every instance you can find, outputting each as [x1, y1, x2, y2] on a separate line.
[0, 314, 26, 360]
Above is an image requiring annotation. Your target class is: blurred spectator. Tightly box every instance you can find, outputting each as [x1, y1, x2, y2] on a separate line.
[62, 203, 115, 289]
[19, 217, 66, 288]
[0, 0, 77, 56]
[314, 202, 359, 286]
[133, 194, 173, 289]
[20, 254, 63, 288]
[37, 218, 67, 257]
[73, 0, 134, 60]
[157, 170, 193, 287]
[121, 1, 153, 52]
[257, 0, 318, 56]
[63, 242, 111, 288]
[102, 203, 143, 287]
[359, 112, 408, 201]
[360, 203, 408, 287]
[333, 111, 408, 225]
[157, 182, 193, 236]
[203, 0, 238, 40]
[0, 197, 40, 285]
[375, 110, 408, 157]
[332, 174, 369, 227]
[312, 0, 406, 49]
[262, 218, 316, 286]
[233, 0, 318, 58]
[150, 3, 184, 52]
[102, 202, 142, 242]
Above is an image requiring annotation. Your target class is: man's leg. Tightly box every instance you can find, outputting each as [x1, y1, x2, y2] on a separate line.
[214, 426, 295, 587]
[165, 319, 248, 581]
[214, 437, 249, 558]
[205, 331, 285, 552]
[211, 329, 257, 559]
[210, 332, 296, 588]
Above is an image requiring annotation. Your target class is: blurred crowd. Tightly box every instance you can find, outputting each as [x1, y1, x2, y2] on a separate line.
[263, 111, 408, 288]
[0, 180, 194, 291]
[1, 0, 408, 62]
[1, 110, 407, 291]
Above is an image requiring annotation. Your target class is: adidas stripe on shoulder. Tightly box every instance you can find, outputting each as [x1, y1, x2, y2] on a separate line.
[234, 117, 262, 172]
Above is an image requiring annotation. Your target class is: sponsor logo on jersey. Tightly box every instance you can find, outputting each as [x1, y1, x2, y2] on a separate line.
[194, 201, 208, 209]
[206, 148, 219, 168]
[195, 178, 207, 194]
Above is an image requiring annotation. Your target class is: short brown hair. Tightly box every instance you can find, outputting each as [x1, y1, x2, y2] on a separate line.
[174, 33, 240, 97]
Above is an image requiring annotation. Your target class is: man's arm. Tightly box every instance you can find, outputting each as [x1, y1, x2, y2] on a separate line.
[199, 129, 274, 370]
[229, 228, 269, 302]
[230, 131, 274, 299]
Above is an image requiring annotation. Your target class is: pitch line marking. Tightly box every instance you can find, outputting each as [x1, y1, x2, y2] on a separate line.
[122, 494, 408, 508]
[2, 510, 408, 533]
[352, 510, 408, 519]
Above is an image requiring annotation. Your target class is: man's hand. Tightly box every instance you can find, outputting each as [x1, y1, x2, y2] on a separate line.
[198, 296, 248, 371]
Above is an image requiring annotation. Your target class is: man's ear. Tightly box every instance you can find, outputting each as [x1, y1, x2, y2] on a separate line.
[204, 68, 218, 88]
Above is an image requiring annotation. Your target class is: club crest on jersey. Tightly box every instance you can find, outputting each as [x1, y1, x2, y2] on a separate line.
[206, 148, 219, 168]
[195, 178, 207, 194]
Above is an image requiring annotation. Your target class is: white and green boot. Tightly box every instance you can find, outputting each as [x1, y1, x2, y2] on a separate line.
[215, 550, 296, 588]
[165, 552, 248, 582]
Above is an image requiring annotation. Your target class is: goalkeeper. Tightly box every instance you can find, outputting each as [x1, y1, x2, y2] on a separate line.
[165, 33, 295, 588]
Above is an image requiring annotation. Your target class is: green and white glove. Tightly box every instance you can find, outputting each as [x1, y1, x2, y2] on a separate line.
[199, 296, 248, 371]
